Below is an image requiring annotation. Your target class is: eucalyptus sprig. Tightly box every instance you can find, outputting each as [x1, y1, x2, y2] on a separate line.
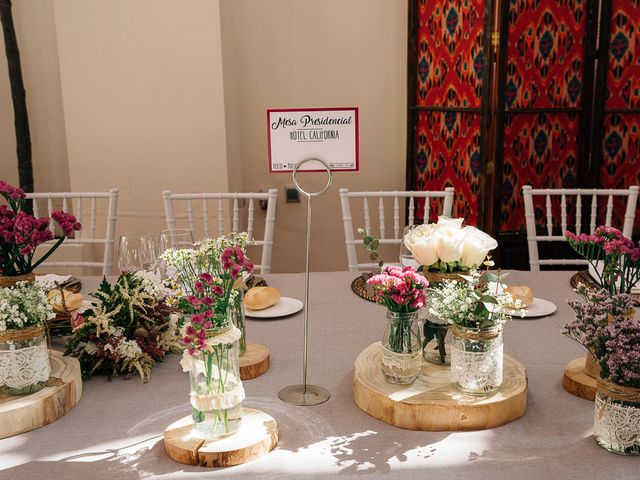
[357, 228, 383, 267]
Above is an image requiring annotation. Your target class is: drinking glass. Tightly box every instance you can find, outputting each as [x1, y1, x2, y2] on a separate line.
[160, 228, 195, 251]
[139, 233, 162, 272]
[118, 235, 143, 272]
[399, 226, 420, 268]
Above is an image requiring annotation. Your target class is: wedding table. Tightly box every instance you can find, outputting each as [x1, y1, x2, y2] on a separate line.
[0, 271, 637, 479]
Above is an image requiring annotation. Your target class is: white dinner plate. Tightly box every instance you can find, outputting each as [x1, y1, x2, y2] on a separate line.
[508, 297, 557, 319]
[245, 297, 303, 319]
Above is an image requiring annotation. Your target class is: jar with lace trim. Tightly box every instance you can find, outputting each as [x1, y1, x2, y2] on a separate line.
[182, 323, 244, 438]
[450, 323, 503, 395]
[0, 324, 50, 395]
[380, 310, 422, 385]
[594, 378, 640, 455]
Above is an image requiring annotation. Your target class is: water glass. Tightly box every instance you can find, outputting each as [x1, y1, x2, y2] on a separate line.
[118, 235, 143, 272]
[399, 226, 420, 268]
[160, 228, 195, 250]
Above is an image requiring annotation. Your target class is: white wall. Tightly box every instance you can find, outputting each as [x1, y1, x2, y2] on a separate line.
[1, 0, 407, 272]
[221, 0, 408, 271]
[53, 0, 230, 238]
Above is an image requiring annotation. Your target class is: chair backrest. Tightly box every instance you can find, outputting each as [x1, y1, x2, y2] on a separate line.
[339, 188, 455, 271]
[522, 185, 639, 271]
[162, 189, 278, 274]
[27, 189, 119, 276]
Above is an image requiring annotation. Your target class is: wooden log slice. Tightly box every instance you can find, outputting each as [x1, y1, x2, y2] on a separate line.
[353, 342, 528, 431]
[240, 343, 270, 380]
[562, 356, 596, 401]
[164, 407, 278, 467]
[0, 350, 82, 439]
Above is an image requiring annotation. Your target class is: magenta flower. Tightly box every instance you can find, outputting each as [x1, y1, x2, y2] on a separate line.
[0, 181, 25, 200]
[0, 181, 82, 275]
[566, 226, 640, 295]
[51, 211, 82, 237]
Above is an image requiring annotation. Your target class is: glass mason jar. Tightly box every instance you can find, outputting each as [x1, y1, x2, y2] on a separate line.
[380, 310, 422, 385]
[0, 324, 50, 395]
[450, 323, 503, 395]
[230, 289, 246, 356]
[422, 316, 451, 365]
[594, 378, 640, 455]
[188, 327, 244, 438]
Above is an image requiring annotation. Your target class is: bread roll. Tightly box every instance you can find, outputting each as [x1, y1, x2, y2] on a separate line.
[504, 285, 534, 308]
[244, 287, 281, 310]
[48, 289, 84, 313]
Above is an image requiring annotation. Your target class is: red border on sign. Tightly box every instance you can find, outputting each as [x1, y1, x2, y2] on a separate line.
[266, 107, 359, 173]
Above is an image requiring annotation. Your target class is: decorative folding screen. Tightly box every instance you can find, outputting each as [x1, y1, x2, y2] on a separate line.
[408, 0, 640, 246]
[499, 1, 587, 232]
[600, 0, 640, 228]
[410, 0, 486, 225]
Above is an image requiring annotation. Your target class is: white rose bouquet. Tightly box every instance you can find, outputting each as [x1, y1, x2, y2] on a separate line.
[404, 217, 498, 272]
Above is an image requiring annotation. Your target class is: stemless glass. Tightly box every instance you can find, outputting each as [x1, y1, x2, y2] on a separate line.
[399, 226, 420, 268]
[118, 235, 143, 272]
[139, 233, 162, 272]
[160, 228, 196, 251]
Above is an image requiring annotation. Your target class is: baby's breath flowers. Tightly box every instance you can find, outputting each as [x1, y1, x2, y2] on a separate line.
[428, 270, 515, 330]
[0, 282, 54, 332]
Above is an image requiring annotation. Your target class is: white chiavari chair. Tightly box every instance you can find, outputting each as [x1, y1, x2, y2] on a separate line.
[27, 189, 119, 276]
[162, 189, 278, 274]
[339, 188, 455, 271]
[522, 185, 639, 271]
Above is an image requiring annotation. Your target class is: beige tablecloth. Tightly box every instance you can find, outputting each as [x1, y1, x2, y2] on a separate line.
[0, 271, 637, 479]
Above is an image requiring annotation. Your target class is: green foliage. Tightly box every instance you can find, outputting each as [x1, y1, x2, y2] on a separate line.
[357, 228, 383, 267]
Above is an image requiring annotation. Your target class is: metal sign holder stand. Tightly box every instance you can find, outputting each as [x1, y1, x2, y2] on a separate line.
[278, 158, 332, 406]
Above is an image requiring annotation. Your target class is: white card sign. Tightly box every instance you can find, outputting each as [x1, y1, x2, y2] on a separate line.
[267, 107, 359, 172]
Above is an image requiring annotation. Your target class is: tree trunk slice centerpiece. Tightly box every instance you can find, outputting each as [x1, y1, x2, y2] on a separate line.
[353, 342, 528, 431]
[239, 343, 270, 380]
[163, 407, 278, 467]
[0, 350, 82, 439]
[562, 356, 597, 401]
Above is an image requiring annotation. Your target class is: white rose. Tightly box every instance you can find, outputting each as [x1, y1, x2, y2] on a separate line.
[460, 226, 498, 268]
[404, 224, 439, 267]
[437, 216, 464, 229]
[435, 224, 465, 263]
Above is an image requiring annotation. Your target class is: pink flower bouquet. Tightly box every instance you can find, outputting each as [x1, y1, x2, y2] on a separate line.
[566, 226, 640, 295]
[0, 180, 81, 276]
[366, 265, 428, 313]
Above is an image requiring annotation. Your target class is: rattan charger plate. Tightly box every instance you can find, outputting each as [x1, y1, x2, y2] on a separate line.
[351, 274, 376, 302]
[569, 270, 640, 305]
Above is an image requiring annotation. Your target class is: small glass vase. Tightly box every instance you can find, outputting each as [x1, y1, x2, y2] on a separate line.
[594, 378, 640, 455]
[450, 323, 503, 395]
[230, 289, 246, 356]
[0, 324, 50, 395]
[380, 310, 422, 385]
[422, 318, 451, 365]
[188, 329, 244, 439]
